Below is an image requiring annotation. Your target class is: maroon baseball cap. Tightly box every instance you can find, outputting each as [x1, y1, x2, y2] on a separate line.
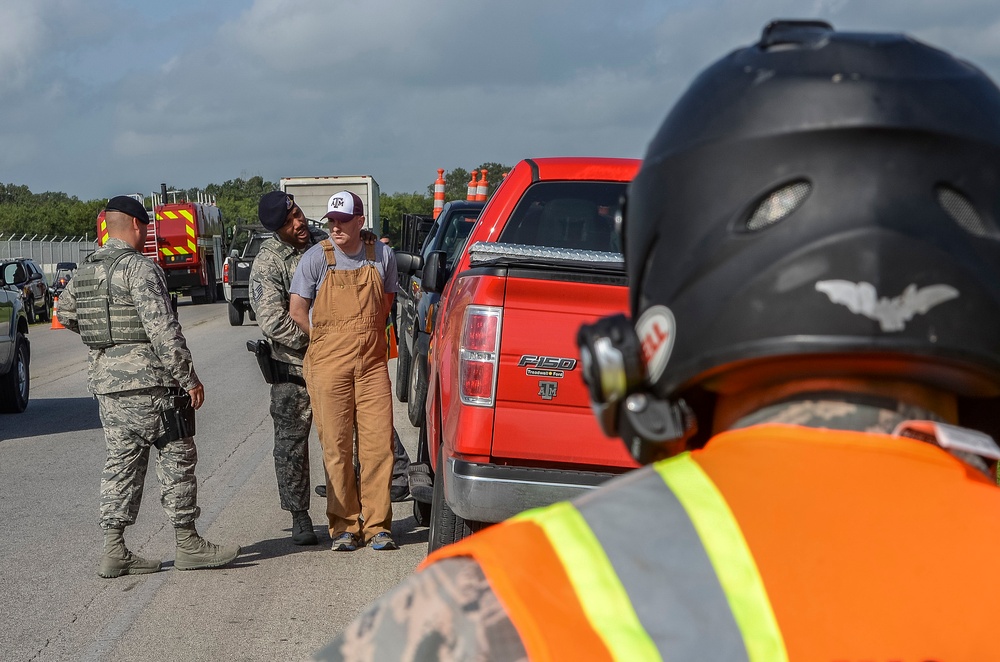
[323, 191, 364, 222]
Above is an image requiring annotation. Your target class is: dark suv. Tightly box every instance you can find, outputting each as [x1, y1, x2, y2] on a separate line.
[0, 258, 53, 324]
[394, 200, 484, 426]
[0, 264, 30, 412]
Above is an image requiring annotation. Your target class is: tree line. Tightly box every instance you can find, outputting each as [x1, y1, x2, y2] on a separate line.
[0, 162, 509, 245]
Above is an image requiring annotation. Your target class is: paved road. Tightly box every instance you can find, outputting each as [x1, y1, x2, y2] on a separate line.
[0, 300, 428, 661]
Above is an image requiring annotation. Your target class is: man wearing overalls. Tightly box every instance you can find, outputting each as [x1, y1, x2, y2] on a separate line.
[289, 191, 399, 551]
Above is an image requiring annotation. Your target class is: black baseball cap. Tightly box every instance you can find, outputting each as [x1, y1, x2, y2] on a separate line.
[105, 196, 150, 224]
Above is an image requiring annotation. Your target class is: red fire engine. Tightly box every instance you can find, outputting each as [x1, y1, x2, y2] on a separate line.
[96, 186, 226, 305]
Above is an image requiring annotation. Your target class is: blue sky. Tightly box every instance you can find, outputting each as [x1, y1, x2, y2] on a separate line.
[2, 0, 1000, 201]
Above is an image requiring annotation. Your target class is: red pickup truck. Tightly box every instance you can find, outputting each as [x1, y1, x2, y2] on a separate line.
[418, 157, 641, 551]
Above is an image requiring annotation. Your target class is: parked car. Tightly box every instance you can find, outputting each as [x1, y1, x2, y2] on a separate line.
[50, 262, 77, 297]
[0, 257, 53, 324]
[0, 265, 30, 412]
[419, 157, 642, 551]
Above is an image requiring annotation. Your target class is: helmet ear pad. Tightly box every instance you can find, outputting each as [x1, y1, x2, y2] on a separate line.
[627, 129, 1000, 403]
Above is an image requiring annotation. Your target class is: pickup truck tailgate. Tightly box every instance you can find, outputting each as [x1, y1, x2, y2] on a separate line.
[492, 272, 638, 469]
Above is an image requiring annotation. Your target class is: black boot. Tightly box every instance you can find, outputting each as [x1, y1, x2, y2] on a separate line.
[291, 510, 318, 545]
[408, 463, 434, 504]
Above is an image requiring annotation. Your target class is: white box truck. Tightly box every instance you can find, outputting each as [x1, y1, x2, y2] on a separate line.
[279, 175, 381, 235]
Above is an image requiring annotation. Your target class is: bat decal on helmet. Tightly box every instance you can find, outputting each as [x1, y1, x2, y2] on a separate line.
[815, 280, 959, 332]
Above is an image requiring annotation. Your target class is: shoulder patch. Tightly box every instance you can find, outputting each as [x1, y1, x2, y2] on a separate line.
[146, 277, 164, 298]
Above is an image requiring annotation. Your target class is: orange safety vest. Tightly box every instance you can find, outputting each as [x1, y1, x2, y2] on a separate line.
[425, 424, 1000, 661]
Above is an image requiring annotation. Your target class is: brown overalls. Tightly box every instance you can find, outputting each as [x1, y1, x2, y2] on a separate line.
[303, 240, 394, 542]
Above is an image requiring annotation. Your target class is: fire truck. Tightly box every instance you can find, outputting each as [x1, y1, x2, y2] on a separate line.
[96, 186, 227, 305]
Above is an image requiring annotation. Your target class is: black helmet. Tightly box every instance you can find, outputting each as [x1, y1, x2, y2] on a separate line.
[625, 20, 1000, 415]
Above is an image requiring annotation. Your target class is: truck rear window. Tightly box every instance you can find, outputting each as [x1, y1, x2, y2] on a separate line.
[245, 235, 270, 258]
[498, 182, 626, 253]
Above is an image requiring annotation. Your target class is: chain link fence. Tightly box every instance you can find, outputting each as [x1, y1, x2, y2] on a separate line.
[0, 234, 96, 280]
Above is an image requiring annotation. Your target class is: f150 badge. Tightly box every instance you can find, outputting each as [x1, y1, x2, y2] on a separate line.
[519, 355, 577, 379]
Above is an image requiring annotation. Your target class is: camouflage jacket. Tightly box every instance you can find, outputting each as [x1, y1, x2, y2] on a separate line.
[249, 228, 326, 366]
[58, 238, 201, 395]
[317, 557, 527, 661]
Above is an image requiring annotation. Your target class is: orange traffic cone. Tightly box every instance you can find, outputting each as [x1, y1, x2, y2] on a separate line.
[433, 168, 445, 219]
[51, 296, 66, 329]
[476, 169, 488, 201]
[467, 170, 478, 201]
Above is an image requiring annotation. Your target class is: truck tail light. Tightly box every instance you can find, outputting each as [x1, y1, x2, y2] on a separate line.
[223, 261, 230, 284]
[459, 305, 502, 406]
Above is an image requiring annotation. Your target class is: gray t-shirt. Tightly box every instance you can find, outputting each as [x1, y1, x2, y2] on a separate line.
[290, 239, 398, 301]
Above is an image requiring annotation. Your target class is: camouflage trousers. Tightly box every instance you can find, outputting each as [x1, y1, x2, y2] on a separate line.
[96, 387, 200, 529]
[270, 379, 313, 512]
[391, 429, 410, 494]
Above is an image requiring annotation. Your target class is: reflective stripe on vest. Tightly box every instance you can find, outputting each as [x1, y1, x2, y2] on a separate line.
[513, 502, 659, 660]
[653, 454, 787, 662]
[430, 454, 788, 661]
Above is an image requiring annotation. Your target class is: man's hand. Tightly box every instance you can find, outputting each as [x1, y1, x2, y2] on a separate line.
[188, 384, 205, 410]
[361, 229, 378, 245]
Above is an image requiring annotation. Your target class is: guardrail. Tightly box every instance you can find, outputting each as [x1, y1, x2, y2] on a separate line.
[0, 234, 96, 280]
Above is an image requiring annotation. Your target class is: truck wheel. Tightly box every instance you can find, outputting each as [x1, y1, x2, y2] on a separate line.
[395, 332, 412, 402]
[407, 352, 427, 427]
[228, 301, 244, 326]
[206, 259, 218, 303]
[38, 295, 52, 323]
[427, 443, 486, 553]
[0, 333, 30, 413]
[24, 297, 36, 325]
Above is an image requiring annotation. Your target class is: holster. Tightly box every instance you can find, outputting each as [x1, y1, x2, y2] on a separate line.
[160, 392, 196, 442]
[248, 339, 278, 384]
[247, 339, 306, 387]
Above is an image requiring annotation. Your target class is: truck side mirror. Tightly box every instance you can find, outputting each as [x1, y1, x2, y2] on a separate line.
[422, 250, 448, 294]
[394, 251, 423, 276]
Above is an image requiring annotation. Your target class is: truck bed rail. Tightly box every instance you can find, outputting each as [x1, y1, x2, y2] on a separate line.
[468, 242, 624, 268]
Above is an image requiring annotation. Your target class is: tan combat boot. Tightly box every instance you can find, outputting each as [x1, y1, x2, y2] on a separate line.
[174, 524, 240, 571]
[98, 527, 161, 579]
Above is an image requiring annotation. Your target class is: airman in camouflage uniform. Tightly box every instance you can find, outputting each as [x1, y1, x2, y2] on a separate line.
[250, 191, 325, 545]
[251, 192, 413, 546]
[58, 195, 239, 578]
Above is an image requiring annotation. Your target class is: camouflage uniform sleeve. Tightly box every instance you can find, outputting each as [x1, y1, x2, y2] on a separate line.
[125, 257, 201, 390]
[249, 250, 308, 350]
[56, 274, 80, 334]
[315, 557, 527, 662]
